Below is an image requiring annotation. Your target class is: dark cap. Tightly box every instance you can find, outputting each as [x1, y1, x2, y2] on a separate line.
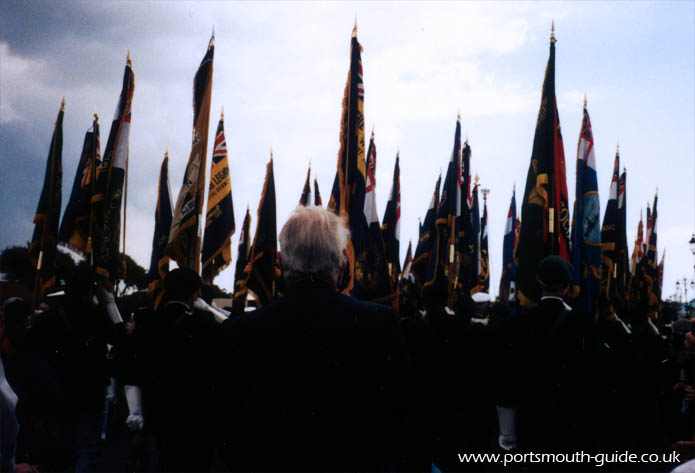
[164, 268, 202, 301]
[537, 255, 573, 289]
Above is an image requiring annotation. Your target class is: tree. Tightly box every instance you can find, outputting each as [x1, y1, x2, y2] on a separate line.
[0, 245, 36, 288]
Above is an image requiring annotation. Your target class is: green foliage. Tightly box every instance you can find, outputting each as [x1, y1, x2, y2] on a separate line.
[0, 245, 35, 288]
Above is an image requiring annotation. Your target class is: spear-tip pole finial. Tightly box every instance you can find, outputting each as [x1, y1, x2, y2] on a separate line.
[623, 166, 626, 174]
[93, 107, 98, 122]
[513, 182, 516, 192]
[655, 186, 658, 197]
[127, 50, 131, 66]
[270, 147, 274, 161]
[60, 96, 66, 111]
[221, 106, 224, 120]
[212, 25, 215, 39]
[396, 148, 400, 158]
[246, 202, 250, 212]
[457, 110, 461, 121]
[550, 20, 556, 43]
[208, 27, 215, 48]
[482, 188, 490, 202]
[475, 174, 479, 186]
[371, 125, 375, 140]
[616, 142, 620, 155]
[584, 93, 587, 108]
[352, 17, 358, 37]
[465, 136, 469, 145]
[165, 147, 168, 158]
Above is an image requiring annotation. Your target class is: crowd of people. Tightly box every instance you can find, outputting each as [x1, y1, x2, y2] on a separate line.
[1, 206, 693, 472]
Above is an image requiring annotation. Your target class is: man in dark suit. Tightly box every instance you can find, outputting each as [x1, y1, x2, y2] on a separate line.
[219, 206, 412, 472]
[513, 256, 596, 459]
[144, 268, 222, 472]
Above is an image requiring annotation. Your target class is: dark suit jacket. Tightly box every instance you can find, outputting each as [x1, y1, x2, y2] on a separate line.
[514, 297, 595, 454]
[219, 278, 411, 472]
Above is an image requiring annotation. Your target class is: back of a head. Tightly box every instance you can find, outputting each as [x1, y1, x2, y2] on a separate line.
[279, 206, 349, 286]
[164, 268, 203, 303]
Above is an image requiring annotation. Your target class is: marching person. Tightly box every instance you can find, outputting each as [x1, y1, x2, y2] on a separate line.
[219, 206, 412, 472]
[503, 256, 596, 465]
[143, 268, 223, 472]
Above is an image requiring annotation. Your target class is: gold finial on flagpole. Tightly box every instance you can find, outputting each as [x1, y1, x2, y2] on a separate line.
[212, 25, 215, 40]
[93, 107, 98, 122]
[550, 20, 556, 43]
[475, 174, 479, 186]
[221, 107, 224, 120]
[352, 17, 358, 37]
[457, 111, 461, 121]
[513, 182, 516, 192]
[623, 166, 626, 173]
[371, 125, 375, 140]
[127, 50, 131, 66]
[165, 147, 168, 158]
[482, 188, 490, 202]
[584, 94, 587, 108]
[60, 96, 65, 111]
[270, 147, 273, 161]
[396, 149, 400, 158]
[655, 187, 658, 197]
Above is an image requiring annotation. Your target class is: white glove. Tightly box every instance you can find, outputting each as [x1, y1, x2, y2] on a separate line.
[96, 286, 123, 324]
[194, 297, 228, 324]
[124, 385, 144, 432]
[496, 405, 517, 451]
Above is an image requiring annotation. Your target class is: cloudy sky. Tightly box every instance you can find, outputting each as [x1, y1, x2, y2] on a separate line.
[1, 1, 693, 300]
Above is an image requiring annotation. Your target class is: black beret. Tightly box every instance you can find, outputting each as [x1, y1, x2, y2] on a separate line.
[164, 268, 202, 299]
[537, 255, 573, 288]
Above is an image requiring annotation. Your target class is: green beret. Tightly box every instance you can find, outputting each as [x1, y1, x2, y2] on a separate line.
[536, 255, 573, 288]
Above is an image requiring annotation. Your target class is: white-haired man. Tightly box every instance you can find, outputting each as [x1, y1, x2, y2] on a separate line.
[219, 206, 411, 472]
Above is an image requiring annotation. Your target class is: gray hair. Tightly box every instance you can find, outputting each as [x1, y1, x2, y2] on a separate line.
[279, 206, 350, 285]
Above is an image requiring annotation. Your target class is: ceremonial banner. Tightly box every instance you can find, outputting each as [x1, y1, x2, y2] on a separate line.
[424, 117, 462, 308]
[92, 54, 134, 283]
[643, 193, 659, 315]
[29, 99, 64, 300]
[657, 249, 665, 307]
[313, 178, 323, 207]
[58, 115, 100, 255]
[354, 131, 393, 303]
[327, 173, 340, 214]
[149, 153, 173, 282]
[382, 152, 401, 290]
[570, 103, 602, 316]
[299, 164, 312, 206]
[166, 35, 214, 272]
[600, 151, 619, 316]
[499, 187, 518, 304]
[244, 157, 280, 307]
[232, 206, 251, 314]
[517, 28, 570, 307]
[476, 191, 490, 294]
[467, 182, 481, 296]
[412, 175, 440, 297]
[627, 210, 644, 305]
[457, 140, 476, 299]
[614, 170, 628, 314]
[398, 241, 415, 311]
[335, 25, 367, 296]
[202, 112, 236, 283]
